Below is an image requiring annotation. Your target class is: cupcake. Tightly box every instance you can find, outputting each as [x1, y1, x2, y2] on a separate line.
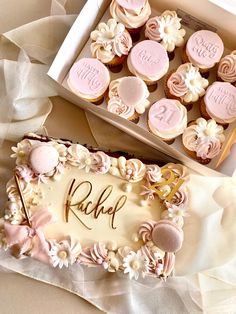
[145, 10, 186, 59]
[110, 0, 151, 38]
[127, 40, 169, 90]
[148, 98, 187, 143]
[200, 82, 236, 127]
[217, 51, 236, 84]
[165, 63, 209, 110]
[107, 76, 150, 122]
[183, 30, 224, 73]
[182, 118, 225, 164]
[90, 19, 132, 68]
[67, 58, 110, 105]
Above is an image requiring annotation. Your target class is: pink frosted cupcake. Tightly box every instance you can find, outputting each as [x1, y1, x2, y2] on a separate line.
[165, 63, 209, 110]
[148, 98, 187, 144]
[110, 0, 151, 39]
[182, 118, 225, 164]
[90, 19, 132, 69]
[67, 58, 110, 105]
[107, 76, 150, 122]
[200, 82, 236, 127]
[127, 40, 169, 90]
[145, 10, 186, 59]
[183, 30, 224, 73]
[217, 51, 236, 84]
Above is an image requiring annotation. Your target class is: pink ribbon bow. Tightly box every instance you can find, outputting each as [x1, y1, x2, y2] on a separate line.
[4, 209, 54, 264]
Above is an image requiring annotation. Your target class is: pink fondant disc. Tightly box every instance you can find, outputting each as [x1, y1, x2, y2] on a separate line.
[29, 144, 59, 174]
[186, 30, 224, 67]
[148, 99, 182, 131]
[205, 82, 236, 120]
[118, 77, 146, 107]
[152, 220, 183, 252]
[116, 0, 145, 10]
[130, 40, 169, 78]
[68, 58, 110, 96]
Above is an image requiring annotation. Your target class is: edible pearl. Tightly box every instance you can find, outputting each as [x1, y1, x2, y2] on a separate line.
[190, 79, 198, 86]
[164, 26, 172, 34]
[139, 199, 148, 207]
[131, 260, 140, 270]
[58, 250, 68, 260]
[131, 233, 139, 242]
[18, 150, 25, 157]
[121, 183, 132, 193]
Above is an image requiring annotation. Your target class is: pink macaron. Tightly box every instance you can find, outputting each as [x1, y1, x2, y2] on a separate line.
[151, 219, 183, 252]
[29, 144, 59, 174]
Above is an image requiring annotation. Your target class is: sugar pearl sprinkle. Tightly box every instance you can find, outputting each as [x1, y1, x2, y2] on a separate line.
[139, 199, 148, 207]
[121, 182, 133, 193]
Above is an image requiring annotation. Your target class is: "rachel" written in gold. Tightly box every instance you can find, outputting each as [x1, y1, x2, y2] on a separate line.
[64, 180, 127, 230]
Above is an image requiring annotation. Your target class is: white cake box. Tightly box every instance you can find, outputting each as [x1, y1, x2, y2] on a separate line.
[48, 0, 236, 177]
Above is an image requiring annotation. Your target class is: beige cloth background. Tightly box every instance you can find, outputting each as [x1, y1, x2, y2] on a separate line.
[1, 1, 236, 313]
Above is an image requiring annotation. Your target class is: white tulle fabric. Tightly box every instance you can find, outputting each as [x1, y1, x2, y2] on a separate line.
[1, 0, 236, 313]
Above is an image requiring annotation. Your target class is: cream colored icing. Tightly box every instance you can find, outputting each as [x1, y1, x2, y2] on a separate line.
[217, 51, 236, 83]
[167, 63, 209, 103]
[110, 0, 151, 29]
[182, 118, 225, 159]
[145, 10, 186, 52]
[108, 77, 150, 114]
[107, 97, 135, 119]
[90, 19, 132, 63]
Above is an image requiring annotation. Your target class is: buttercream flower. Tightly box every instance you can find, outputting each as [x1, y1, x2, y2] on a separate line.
[118, 157, 146, 183]
[145, 164, 162, 183]
[4, 201, 24, 225]
[49, 237, 82, 269]
[34, 173, 48, 185]
[67, 144, 95, 172]
[105, 251, 120, 272]
[113, 31, 132, 57]
[90, 151, 111, 174]
[145, 11, 186, 52]
[140, 185, 155, 200]
[15, 165, 34, 183]
[51, 142, 67, 163]
[11, 139, 32, 165]
[123, 250, 148, 280]
[167, 204, 189, 219]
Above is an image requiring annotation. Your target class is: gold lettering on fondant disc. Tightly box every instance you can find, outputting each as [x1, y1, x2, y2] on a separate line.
[65, 180, 127, 230]
[150, 169, 184, 202]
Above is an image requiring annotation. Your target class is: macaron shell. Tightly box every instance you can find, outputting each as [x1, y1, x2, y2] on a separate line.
[29, 144, 59, 174]
[151, 220, 183, 252]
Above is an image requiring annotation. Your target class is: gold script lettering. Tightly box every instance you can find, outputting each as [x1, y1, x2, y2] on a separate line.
[64, 180, 127, 230]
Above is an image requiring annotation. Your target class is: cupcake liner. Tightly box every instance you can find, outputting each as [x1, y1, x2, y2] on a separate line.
[182, 142, 211, 165]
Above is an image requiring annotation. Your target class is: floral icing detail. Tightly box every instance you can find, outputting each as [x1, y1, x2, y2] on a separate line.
[123, 250, 148, 280]
[183, 118, 225, 159]
[15, 165, 34, 183]
[6, 178, 33, 202]
[49, 237, 82, 268]
[162, 204, 189, 228]
[164, 186, 189, 208]
[218, 51, 236, 83]
[109, 157, 146, 183]
[140, 184, 156, 200]
[4, 201, 24, 225]
[141, 244, 164, 277]
[67, 144, 94, 171]
[90, 19, 132, 63]
[167, 63, 209, 103]
[105, 251, 120, 272]
[138, 221, 157, 243]
[78, 243, 108, 268]
[11, 139, 32, 165]
[145, 10, 186, 52]
[90, 151, 111, 174]
[145, 165, 162, 183]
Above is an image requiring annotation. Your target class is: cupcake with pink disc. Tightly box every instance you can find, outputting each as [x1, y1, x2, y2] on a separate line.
[110, 0, 151, 40]
[148, 98, 187, 144]
[107, 76, 150, 123]
[183, 30, 224, 74]
[127, 40, 169, 91]
[67, 58, 110, 105]
[200, 82, 236, 127]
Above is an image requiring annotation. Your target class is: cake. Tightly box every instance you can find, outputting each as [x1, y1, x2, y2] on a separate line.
[145, 10, 186, 53]
[183, 30, 224, 73]
[67, 58, 110, 105]
[127, 40, 169, 89]
[182, 118, 225, 164]
[107, 76, 150, 122]
[148, 98, 187, 143]
[90, 19, 132, 67]
[217, 51, 236, 84]
[165, 63, 209, 110]
[110, 0, 151, 37]
[200, 82, 236, 126]
[2, 134, 190, 280]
